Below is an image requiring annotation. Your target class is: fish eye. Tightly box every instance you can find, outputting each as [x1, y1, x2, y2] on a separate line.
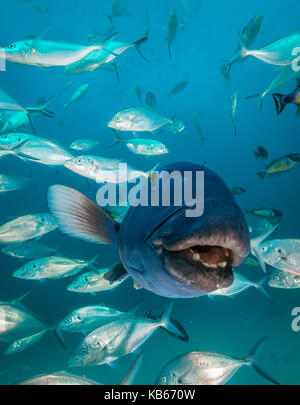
[274, 276, 280, 281]
[262, 247, 267, 252]
[9, 43, 16, 49]
[81, 348, 88, 355]
[67, 319, 72, 324]
[161, 376, 167, 383]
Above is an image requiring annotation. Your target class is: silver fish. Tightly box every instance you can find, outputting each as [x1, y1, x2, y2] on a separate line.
[70, 139, 101, 151]
[157, 338, 279, 385]
[268, 269, 300, 289]
[0, 173, 31, 193]
[64, 84, 90, 111]
[0, 213, 57, 243]
[2, 240, 57, 259]
[259, 239, 300, 275]
[5, 330, 47, 355]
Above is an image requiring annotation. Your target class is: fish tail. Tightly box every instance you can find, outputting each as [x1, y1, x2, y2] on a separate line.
[220, 61, 231, 82]
[134, 37, 149, 63]
[87, 253, 100, 269]
[245, 337, 280, 385]
[245, 93, 265, 111]
[27, 97, 55, 118]
[253, 151, 260, 160]
[11, 291, 31, 305]
[251, 223, 279, 273]
[254, 276, 272, 301]
[51, 325, 67, 350]
[235, 26, 250, 58]
[160, 302, 185, 339]
[48, 185, 119, 245]
[257, 171, 266, 180]
[272, 93, 286, 115]
[168, 42, 171, 59]
[120, 351, 144, 385]
[110, 130, 122, 147]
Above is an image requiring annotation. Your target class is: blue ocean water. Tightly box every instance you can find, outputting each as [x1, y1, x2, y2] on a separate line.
[0, 0, 299, 385]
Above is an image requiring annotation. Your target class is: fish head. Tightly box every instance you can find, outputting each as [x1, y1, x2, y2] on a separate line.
[60, 312, 83, 331]
[119, 162, 250, 298]
[64, 156, 90, 177]
[156, 356, 188, 385]
[67, 274, 88, 292]
[107, 109, 138, 131]
[268, 270, 289, 288]
[13, 262, 36, 279]
[3, 40, 32, 62]
[259, 240, 285, 266]
[68, 337, 103, 367]
[37, 214, 58, 233]
[0, 133, 29, 149]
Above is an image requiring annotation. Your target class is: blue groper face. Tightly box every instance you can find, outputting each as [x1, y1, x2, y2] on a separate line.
[119, 162, 250, 298]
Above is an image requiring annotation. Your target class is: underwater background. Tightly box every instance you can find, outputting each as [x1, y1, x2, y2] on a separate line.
[0, 0, 299, 385]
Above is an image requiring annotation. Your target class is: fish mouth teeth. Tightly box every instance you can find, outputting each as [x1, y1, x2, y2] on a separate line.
[162, 244, 234, 293]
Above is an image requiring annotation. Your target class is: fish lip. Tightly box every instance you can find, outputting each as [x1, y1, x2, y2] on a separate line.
[107, 120, 114, 128]
[162, 245, 234, 292]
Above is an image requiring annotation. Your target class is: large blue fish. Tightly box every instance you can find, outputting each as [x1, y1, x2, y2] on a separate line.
[47, 162, 250, 298]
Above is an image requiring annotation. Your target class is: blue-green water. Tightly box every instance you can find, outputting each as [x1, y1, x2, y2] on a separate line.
[0, 0, 299, 385]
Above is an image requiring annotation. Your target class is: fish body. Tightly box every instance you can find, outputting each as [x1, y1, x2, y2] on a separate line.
[112, 135, 168, 156]
[5, 330, 47, 355]
[157, 338, 279, 385]
[257, 154, 300, 179]
[0, 304, 46, 342]
[228, 93, 238, 136]
[58, 305, 127, 334]
[70, 139, 101, 151]
[245, 208, 283, 220]
[1, 240, 56, 259]
[169, 81, 189, 100]
[0, 213, 57, 243]
[254, 145, 268, 160]
[17, 372, 98, 385]
[108, 107, 173, 132]
[67, 265, 129, 294]
[0, 173, 31, 193]
[166, 7, 179, 57]
[64, 84, 89, 111]
[13, 256, 94, 280]
[48, 162, 250, 298]
[68, 303, 181, 367]
[2, 39, 103, 67]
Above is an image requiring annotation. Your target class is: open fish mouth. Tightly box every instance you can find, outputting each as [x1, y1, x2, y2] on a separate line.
[163, 244, 234, 292]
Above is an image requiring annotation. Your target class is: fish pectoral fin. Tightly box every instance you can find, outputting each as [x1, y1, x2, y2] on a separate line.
[48, 185, 119, 245]
[103, 262, 128, 284]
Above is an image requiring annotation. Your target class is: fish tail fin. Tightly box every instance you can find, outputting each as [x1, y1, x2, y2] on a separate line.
[48, 185, 119, 245]
[120, 351, 144, 385]
[254, 276, 273, 301]
[104, 14, 113, 26]
[235, 26, 250, 58]
[87, 253, 100, 269]
[257, 171, 266, 180]
[11, 291, 31, 305]
[51, 326, 67, 350]
[110, 130, 122, 147]
[134, 37, 149, 62]
[27, 97, 55, 118]
[253, 151, 260, 160]
[245, 93, 265, 111]
[26, 113, 37, 134]
[245, 337, 280, 385]
[220, 61, 231, 82]
[111, 62, 120, 82]
[272, 93, 286, 115]
[160, 302, 184, 338]
[128, 300, 144, 317]
[0, 139, 39, 162]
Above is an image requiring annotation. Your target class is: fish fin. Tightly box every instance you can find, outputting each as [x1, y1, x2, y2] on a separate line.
[272, 94, 286, 115]
[128, 300, 144, 317]
[27, 96, 55, 118]
[48, 185, 119, 245]
[254, 276, 273, 301]
[168, 42, 171, 58]
[245, 337, 280, 385]
[160, 302, 185, 339]
[111, 62, 120, 82]
[246, 93, 264, 111]
[51, 327, 67, 350]
[120, 351, 144, 385]
[103, 262, 128, 284]
[257, 171, 265, 180]
[220, 61, 231, 82]
[11, 291, 31, 306]
[296, 106, 300, 117]
[253, 151, 260, 160]
[87, 254, 100, 270]
[250, 223, 278, 273]
[110, 130, 122, 148]
[235, 26, 250, 58]
[134, 37, 149, 62]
